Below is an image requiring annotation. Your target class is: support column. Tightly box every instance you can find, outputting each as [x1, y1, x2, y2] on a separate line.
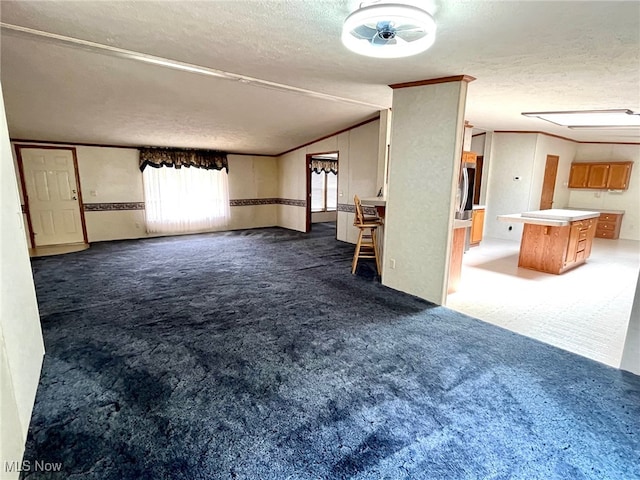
[381, 75, 474, 305]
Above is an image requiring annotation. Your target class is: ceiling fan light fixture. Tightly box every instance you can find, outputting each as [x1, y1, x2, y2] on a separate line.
[341, 3, 437, 59]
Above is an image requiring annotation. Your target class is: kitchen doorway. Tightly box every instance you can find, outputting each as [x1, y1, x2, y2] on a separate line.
[306, 152, 338, 236]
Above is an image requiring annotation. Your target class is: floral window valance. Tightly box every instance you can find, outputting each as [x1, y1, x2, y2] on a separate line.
[139, 147, 228, 172]
[311, 158, 338, 174]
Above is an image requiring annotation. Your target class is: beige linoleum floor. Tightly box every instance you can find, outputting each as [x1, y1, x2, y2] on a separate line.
[446, 237, 640, 368]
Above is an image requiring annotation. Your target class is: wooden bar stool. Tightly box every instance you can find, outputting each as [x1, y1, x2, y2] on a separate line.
[352, 195, 382, 275]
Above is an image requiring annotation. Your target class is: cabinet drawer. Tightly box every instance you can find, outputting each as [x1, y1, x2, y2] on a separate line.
[599, 213, 621, 222]
[597, 222, 617, 231]
[577, 239, 587, 252]
[576, 249, 586, 262]
[596, 230, 616, 239]
[573, 219, 595, 228]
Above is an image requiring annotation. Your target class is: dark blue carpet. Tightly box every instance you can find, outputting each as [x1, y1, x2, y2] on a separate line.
[22, 223, 640, 479]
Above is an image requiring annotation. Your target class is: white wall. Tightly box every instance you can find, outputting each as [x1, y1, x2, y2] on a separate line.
[484, 133, 539, 240]
[76, 146, 147, 241]
[342, 120, 380, 243]
[276, 119, 380, 241]
[620, 270, 640, 374]
[227, 154, 278, 230]
[533, 134, 578, 211]
[12, 144, 280, 242]
[470, 133, 485, 155]
[484, 132, 577, 240]
[377, 109, 392, 197]
[568, 144, 640, 240]
[383, 80, 468, 305]
[277, 148, 307, 232]
[0, 87, 45, 479]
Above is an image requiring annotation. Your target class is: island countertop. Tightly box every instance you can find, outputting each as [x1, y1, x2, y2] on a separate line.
[498, 209, 600, 226]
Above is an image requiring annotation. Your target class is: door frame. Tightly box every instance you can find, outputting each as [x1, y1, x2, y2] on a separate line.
[305, 151, 339, 234]
[15, 144, 89, 247]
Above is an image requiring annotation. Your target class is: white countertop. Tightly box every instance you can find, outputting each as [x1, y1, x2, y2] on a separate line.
[566, 207, 625, 214]
[498, 214, 569, 227]
[498, 209, 600, 226]
[360, 196, 386, 206]
[472, 205, 486, 210]
[521, 209, 600, 221]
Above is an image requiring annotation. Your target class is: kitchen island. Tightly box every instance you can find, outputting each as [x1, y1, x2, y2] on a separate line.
[498, 209, 600, 274]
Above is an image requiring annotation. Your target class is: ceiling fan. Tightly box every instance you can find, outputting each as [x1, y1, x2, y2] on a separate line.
[341, 2, 437, 58]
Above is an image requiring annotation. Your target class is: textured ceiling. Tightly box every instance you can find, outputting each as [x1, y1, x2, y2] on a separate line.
[0, 1, 638, 155]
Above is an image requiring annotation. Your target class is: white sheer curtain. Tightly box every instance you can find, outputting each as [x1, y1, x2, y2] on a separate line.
[143, 166, 230, 234]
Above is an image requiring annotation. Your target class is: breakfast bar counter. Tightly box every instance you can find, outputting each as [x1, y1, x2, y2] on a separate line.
[360, 196, 386, 219]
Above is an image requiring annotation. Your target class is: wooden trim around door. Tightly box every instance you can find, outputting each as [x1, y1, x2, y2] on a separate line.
[70, 147, 90, 244]
[306, 151, 339, 235]
[14, 147, 36, 248]
[305, 153, 312, 233]
[14, 144, 89, 247]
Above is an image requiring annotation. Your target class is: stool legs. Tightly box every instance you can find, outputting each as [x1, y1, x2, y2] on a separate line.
[351, 225, 381, 275]
[371, 226, 381, 274]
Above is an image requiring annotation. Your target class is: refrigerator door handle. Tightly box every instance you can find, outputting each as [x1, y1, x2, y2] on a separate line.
[460, 167, 469, 214]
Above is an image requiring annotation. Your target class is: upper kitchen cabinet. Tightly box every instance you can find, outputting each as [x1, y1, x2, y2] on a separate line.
[568, 163, 590, 188]
[568, 161, 633, 190]
[607, 162, 633, 189]
[586, 163, 610, 188]
[462, 151, 477, 165]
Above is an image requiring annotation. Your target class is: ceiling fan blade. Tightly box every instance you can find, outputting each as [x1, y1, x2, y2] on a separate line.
[395, 30, 428, 42]
[371, 35, 396, 46]
[394, 25, 426, 33]
[352, 24, 378, 39]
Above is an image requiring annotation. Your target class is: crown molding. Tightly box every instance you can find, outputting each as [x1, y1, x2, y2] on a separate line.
[389, 75, 476, 89]
[493, 130, 640, 145]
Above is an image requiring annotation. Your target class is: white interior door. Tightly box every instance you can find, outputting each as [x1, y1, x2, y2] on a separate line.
[21, 148, 84, 246]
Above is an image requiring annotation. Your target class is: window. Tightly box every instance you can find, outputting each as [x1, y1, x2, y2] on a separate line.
[142, 166, 230, 234]
[311, 171, 337, 212]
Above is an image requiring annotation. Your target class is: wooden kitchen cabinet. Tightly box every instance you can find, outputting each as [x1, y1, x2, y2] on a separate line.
[607, 163, 632, 189]
[448, 223, 468, 293]
[568, 161, 633, 190]
[470, 208, 485, 246]
[595, 212, 624, 239]
[568, 163, 590, 188]
[565, 219, 594, 264]
[586, 163, 610, 188]
[462, 151, 477, 165]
